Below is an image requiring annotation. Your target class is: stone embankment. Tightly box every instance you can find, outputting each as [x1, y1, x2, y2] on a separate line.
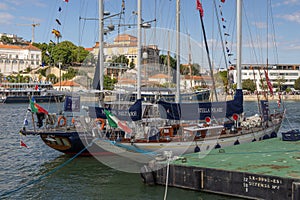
[243, 95, 300, 101]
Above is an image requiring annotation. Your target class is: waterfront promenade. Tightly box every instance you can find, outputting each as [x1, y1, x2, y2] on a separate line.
[243, 94, 300, 101]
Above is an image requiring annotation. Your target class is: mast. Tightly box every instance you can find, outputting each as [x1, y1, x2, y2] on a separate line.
[176, 0, 181, 103]
[99, 0, 104, 91]
[137, 0, 142, 100]
[236, 0, 242, 89]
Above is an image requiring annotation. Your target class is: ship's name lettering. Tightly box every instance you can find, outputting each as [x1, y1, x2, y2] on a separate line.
[197, 107, 223, 113]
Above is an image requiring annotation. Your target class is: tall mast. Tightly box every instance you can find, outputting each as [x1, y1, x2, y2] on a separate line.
[99, 0, 104, 91]
[236, 0, 242, 89]
[176, 0, 181, 103]
[137, 0, 142, 100]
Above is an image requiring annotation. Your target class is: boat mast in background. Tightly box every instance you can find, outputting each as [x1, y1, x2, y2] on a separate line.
[99, 0, 104, 91]
[236, 0, 242, 89]
[137, 0, 142, 100]
[176, 0, 181, 103]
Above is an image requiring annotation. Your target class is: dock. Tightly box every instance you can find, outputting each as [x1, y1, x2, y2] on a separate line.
[141, 138, 300, 199]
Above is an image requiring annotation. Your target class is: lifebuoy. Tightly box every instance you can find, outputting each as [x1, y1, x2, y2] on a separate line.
[95, 118, 105, 130]
[58, 116, 67, 127]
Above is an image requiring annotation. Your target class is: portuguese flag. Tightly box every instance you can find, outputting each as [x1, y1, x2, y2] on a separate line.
[30, 98, 48, 115]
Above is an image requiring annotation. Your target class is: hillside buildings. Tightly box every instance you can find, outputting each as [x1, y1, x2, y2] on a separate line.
[0, 43, 42, 76]
[230, 64, 300, 91]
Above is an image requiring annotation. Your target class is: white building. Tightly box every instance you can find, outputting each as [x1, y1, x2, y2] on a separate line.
[0, 43, 42, 76]
[229, 64, 300, 91]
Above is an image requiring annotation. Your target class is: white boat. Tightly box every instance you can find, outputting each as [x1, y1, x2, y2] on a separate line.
[89, 0, 284, 156]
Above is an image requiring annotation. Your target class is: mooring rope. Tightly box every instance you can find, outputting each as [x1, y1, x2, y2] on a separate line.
[1, 138, 98, 198]
[163, 160, 170, 200]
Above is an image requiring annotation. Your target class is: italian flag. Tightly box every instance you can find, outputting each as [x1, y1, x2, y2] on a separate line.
[104, 109, 132, 134]
[30, 98, 48, 115]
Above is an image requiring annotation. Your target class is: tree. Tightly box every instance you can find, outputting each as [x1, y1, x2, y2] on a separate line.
[34, 41, 89, 67]
[273, 76, 285, 92]
[159, 54, 176, 69]
[62, 67, 78, 80]
[242, 79, 256, 92]
[112, 55, 129, 66]
[46, 74, 58, 83]
[295, 77, 300, 90]
[0, 36, 13, 44]
[104, 75, 117, 90]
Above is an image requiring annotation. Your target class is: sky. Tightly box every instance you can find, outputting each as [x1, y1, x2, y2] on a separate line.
[1, 0, 300, 67]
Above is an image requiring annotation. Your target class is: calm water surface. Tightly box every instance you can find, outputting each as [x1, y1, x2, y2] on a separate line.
[0, 101, 298, 199]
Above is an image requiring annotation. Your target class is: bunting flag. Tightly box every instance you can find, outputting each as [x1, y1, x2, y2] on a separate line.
[56, 19, 62, 25]
[50, 40, 56, 45]
[63, 0, 69, 2]
[45, 50, 50, 56]
[264, 70, 274, 96]
[30, 98, 49, 115]
[52, 29, 62, 38]
[278, 94, 281, 108]
[221, 0, 225, 3]
[196, 0, 204, 17]
[20, 140, 28, 148]
[122, 0, 125, 11]
[58, 7, 62, 12]
[104, 109, 132, 133]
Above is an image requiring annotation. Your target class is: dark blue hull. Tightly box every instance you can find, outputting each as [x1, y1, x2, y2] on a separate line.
[38, 131, 106, 156]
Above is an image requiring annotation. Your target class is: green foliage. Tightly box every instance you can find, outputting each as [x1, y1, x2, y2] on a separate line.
[285, 87, 292, 93]
[24, 67, 32, 73]
[129, 60, 135, 69]
[242, 79, 256, 92]
[104, 75, 117, 90]
[180, 64, 200, 75]
[6, 74, 31, 83]
[0, 36, 13, 44]
[37, 68, 47, 77]
[160, 82, 176, 88]
[62, 67, 78, 80]
[217, 71, 228, 90]
[159, 54, 176, 69]
[33, 41, 89, 67]
[274, 76, 285, 92]
[295, 77, 300, 90]
[112, 55, 129, 66]
[46, 74, 58, 83]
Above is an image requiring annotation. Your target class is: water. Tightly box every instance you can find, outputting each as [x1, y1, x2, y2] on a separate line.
[0, 101, 298, 199]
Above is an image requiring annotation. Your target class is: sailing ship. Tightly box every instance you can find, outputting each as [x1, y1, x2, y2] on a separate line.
[19, 0, 284, 158]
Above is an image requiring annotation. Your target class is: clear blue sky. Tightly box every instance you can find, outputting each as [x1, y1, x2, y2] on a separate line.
[0, 0, 300, 66]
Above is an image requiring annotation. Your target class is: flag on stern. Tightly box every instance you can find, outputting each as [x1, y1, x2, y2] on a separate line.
[30, 97, 49, 115]
[20, 140, 28, 148]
